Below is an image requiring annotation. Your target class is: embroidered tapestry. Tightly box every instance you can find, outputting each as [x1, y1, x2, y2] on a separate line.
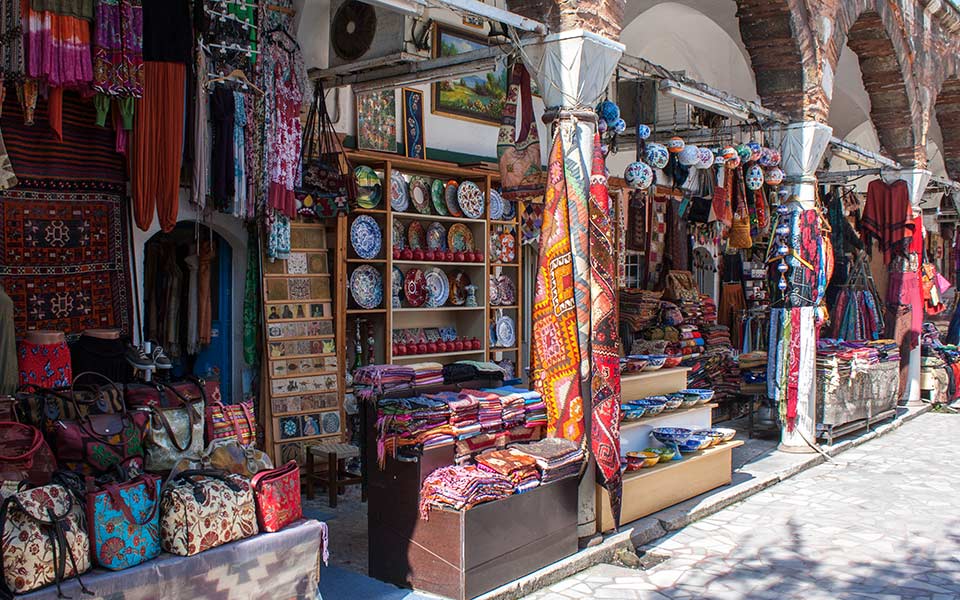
[0, 188, 133, 335]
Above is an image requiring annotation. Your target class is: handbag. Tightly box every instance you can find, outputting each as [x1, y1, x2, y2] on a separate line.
[498, 61, 543, 203]
[687, 196, 713, 223]
[728, 171, 753, 249]
[169, 438, 273, 480]
[0, 421, 56, 486]
[205, 400, 256, 446]
[16, 378, 124, 432]
[50, 374, 148, 476]
[86, 474, 161, 570]
[251, 460, 302, 533]
[160, 470, 258, 556]
[0, 484, 91, 596]
[137, 382, 205, 473]
[294, 80, 356, 218]
[126, 376, 220, 409]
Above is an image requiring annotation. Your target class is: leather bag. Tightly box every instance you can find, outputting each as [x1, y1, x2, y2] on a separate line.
[159, 470, 258, 556]
[0, 421, 56, 487]
[86, 474, 161, 571]
[251, 460, 302, 533]
[498, 61, 543, 203]
[137, 382, 205, 473]
[125, 376, 220, 409]
[169, 439, 273, 480]
[205, 400, 256, 446]
[0, 484, 91, 596]
[16, 378, 123, 432]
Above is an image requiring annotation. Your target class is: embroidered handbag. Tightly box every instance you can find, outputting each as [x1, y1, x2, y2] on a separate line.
[86, 474, 161, 571]
[295, 80, 355, 218]
[251, 460, 302, 533]
[169, 439, 273, 480]
[205, 400, 256, 446]
[0, 421, 56, 486]
[125, 376, 220, 409]
[0, 484, 92, 596]
[160, 470, 258, 556]
[498, 61, 543, 203]
[16, 379, 124, 432]
[137, 382, 205, 472]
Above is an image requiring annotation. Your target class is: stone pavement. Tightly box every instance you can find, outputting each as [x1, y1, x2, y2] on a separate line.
[524, 412, 960, 600]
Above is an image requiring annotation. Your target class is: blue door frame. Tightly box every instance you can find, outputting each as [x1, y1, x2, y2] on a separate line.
[193, 237, 232, 404]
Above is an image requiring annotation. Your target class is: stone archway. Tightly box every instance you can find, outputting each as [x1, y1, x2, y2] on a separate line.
[934, 76, 960, 181]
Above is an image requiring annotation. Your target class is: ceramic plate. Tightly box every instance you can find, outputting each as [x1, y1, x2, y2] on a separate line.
[496, 358, 515, 380]
[426, 222, 447, 251]
[497, 274, 516, 305]
[407, 221, 426, 250]
[445, 181, 462, 217]
[431, 179, 448, 216]
[489, 275, 501, 306]
[349, 265, 383, 309]
[439, 326, 457, 342]
[410, 177, 431, 215]
[447, 223, 474, 253]
[501, 198, 515, 220]
[495, 315, 516, 348]
[424, 327, 441, 343]
[392, 220, 406, 250]
[490, 234, 502, 262]
[449, 270, 470, 306]
[390, 171, 409, 212]
[392, 266, 404, 306]
[403, 268, 427, 307]
[457, 181, 484, 219]
[354, 166, 382, 209]
[489, 188, 504, 220]
[424, 267, 449, 308]
[350, 215, 382, 259]
[499, 231, 516, 263]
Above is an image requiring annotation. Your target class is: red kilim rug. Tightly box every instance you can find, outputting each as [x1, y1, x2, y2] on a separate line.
[0, 188, 133, 335]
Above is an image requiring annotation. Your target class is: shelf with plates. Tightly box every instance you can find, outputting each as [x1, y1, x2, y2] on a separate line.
[391, 349, 485, 362]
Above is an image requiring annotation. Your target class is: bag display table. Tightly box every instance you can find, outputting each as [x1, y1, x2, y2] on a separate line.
[19, 519, 325, 600]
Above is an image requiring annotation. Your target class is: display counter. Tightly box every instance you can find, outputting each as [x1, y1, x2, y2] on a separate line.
[816, 360, 899, 444]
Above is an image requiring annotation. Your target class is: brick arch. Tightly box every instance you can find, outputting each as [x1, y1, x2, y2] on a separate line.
[828, 2, 925, 167]
[934, 76, 960, 181]
[734, 0, 821, 122]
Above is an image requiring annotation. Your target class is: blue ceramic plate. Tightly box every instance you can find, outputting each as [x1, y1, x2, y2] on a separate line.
[350, 265, 383, 309]
[350, 215, 382, 259]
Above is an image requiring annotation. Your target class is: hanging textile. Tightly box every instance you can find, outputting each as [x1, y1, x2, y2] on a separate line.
[646, 194, 668, 289]
[243, 225, 260, 366]
[233, 91, 247, 218]
[191, 49, 209, 208]
[210, 85, 235, 211]
[860, 179, 912, 263]
[588, 133, 622, 528]
[532, 126, 585, 444]
[0, 0, 24, 85]
[22, 1, 94, 87]
[198, 239, 215, 346]
[92, 0, 144, 110]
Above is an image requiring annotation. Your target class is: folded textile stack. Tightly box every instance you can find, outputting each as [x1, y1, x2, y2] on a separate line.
[475, 448, 541, 492]
[701, 295, 718, 325]
[511, 437, 584, 485]
[866, 339, 900, 363]
[419, 465, 515, 518]
[524, 394, 547, 428]
[703, 325, 732, 348]
[406, 362, 444, 387]
[485, 386, 541, 428]
[354, 364, 415, 393]
[620, 288, 664, 332]
[426, 392, 480, 440]
[738, 351, 768, 385]
[462, 389, 503, 432]
[376, 395, 452, 465]
[443, 361, 506, 386]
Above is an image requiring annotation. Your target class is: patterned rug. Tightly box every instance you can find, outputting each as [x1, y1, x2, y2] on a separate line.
[0, 188, 133, 335]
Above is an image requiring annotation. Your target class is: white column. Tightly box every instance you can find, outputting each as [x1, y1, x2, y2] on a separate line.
[768, 121, 833, 453]
[899, 168, 932, 406]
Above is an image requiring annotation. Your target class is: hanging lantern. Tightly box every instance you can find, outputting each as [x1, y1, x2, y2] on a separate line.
[767, 149, 782, 167]
[697, 147, 715, 169]
[721, 146, 738, 162]
[746, 164, 764, 190]
[726, 155, 742, 169]
[597, 100, 620, 124]
[613, 118, 627, 134]
[645, 143, 670, 169]
[679, 144, 700, 166]
[736, 143, 752, 162]
[764, 166, 785, 186]
[748, 141, 763, 162]
[758, 147, 775, 167]
[598, 119, 608, 134]
[666, 136, 686, 154]
[624, 161, 654, 189]
[636, 124, 652, 140]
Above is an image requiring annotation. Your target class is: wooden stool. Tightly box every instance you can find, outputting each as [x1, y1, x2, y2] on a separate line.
[304, 443, 365, 508]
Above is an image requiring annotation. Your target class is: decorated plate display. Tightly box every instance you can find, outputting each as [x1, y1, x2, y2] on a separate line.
[349, 215, 382, 259]
[488, 189, 504, 220]
[392, 220, 405, 250]
[392, 266, 405, 305]
[447, 223, 474, 253]
[499, 231, 516, 263]
[431, 179, 448, 216]
[495, 315, 516, 347]
[439, 326, 457, 342]
[449, 270, 470, 306]
[407, 221, 426, 250]
[424, 267, 450, 307]
[426, 222, 447, 251]
[457, 180, 485, 219]
[489, 234, 502, 262]
[501, 198, 515, 220]
[403, 268, 427, 307]
[390, 171, 409, 212]
[445, 181, 463, 217]
[497, 274, 516, 305]
[410, 177, 432, 214]
[488, 275, 501, 305]
[354, 166, 382, 209]
[349, 265, 383, 309]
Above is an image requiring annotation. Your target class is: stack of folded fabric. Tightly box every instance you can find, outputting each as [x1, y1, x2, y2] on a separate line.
[419, 465, 515, 518]
[427, 392, 481, 440]
[376, 395, 452, 465]
[484, 386, 534, 428]
[866, 339, 900, 363]
[407, 362, 444, 387]
[511, 438, 584, 485]
[619, 288, 663, 332]
[738, 351, 768, 385]
[703, 325, 732, 348]
[463, 389, 503, 432]
[354, 364, 415, 393]
[701, 295, 718, 325]
[443, 361, 506, 387]
[523, 393, 547, 428]
[475, 448, 541, 493]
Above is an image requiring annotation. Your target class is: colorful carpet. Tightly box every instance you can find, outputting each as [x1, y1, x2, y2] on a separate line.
[0, 188, 133, 335]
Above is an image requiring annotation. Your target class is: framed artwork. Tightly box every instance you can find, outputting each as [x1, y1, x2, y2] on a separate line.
[402, 88, 425, 159]
[356, 90, 397, 152]
[431, 24, 507, 126]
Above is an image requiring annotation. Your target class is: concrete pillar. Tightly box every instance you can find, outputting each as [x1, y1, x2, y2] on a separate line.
[899, 168, 932, 407]
[767, 121, 833, 453]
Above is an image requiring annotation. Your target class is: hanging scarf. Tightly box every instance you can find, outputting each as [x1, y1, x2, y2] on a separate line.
[588, 133, 622, 528]
[532, 127, 585, 444]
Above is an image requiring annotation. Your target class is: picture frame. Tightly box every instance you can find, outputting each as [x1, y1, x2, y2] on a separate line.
[356, 89, 397, 153]
[402, 87, 426, 159]
[431, 23, 507, 126]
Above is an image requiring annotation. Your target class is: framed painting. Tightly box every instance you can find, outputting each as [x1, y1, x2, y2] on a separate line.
[356, 89, 397, 153]
[431, 24, 507, 126]
[402, 88, 426, 159]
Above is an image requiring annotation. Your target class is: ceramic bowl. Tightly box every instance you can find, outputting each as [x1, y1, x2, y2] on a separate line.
[678, 434, 712, 453]
[680, 395, 700, 409]
[651, 427, 693, 445]
[626, 451, 660, 469]
[621, 405, 647, 421]
[645, 446, 677, 461]
[634, 398, 667, 417]
[663, 355, 683, 369]
[645, 354, 668, 370]
[663, 394, 684, 411]
[712, 427, 737, 442]
[680, 388, 715, 405]
[693, 429, 725, 448]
